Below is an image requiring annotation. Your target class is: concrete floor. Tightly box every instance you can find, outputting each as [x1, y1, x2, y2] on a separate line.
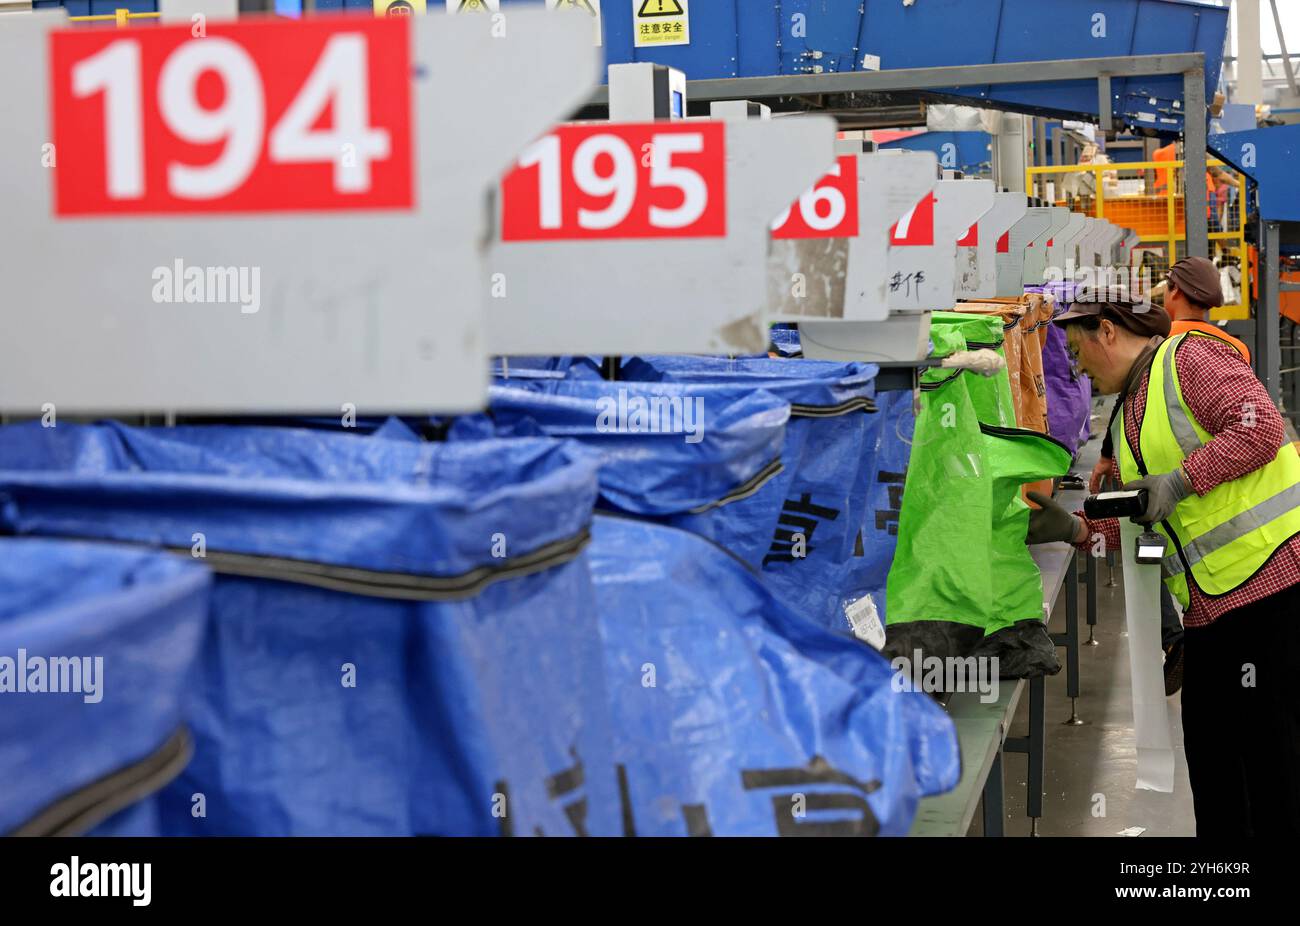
[970, 403, 1197, 836]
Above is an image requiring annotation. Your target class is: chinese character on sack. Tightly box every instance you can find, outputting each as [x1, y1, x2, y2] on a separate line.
[764, 494, 839, 566]
[741, 755, 883, 837]
[875, 470, 907, 535]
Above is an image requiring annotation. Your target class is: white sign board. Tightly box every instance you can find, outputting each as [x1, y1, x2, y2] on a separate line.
[1046, 212, 1088, 278]
[888, 179, 993, 310]
[995, 207, 1051, 296]
[766, 149, 936, 323]
[955, 191, 1027, 300]
[1097, 222, 1125, 267]
[487, 115, 838, 355]
[1021, 207, 1071, 286]
[0, 11, 599, 414]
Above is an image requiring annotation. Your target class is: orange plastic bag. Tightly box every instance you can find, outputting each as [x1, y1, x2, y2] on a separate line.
[955, 296, 1056, 504]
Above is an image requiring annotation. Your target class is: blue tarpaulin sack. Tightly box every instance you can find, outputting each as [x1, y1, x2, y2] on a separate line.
[494, 356, 603, 380]
[614, 356, 885, 635]
[449, 380, 791, 521]
[0, 422, 618, 836]
[587, 514, 960, 836]
[0, 537, 210, 836]
[448, 386, 956, 834]
[844, 388, 916, 632]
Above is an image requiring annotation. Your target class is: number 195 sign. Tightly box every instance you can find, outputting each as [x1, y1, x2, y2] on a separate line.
[49, 19, 413, 215]
[501, 122, 727, 241]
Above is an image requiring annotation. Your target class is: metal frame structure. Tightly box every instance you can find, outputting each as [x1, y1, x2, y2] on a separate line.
[1257, 220, 1297, 418]
[1024, 157, 1250, 320]
[587, 53, 1210, 257]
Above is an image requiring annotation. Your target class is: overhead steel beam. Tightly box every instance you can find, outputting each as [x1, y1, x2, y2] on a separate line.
[586, 53, 1206, 105]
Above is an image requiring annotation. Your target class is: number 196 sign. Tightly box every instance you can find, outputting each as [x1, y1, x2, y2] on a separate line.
[49, 19, 413, 215]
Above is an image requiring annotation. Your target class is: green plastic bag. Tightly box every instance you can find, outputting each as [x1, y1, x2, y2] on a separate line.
[883, 322, 1072, 680]
[929, 312, 1016, 428]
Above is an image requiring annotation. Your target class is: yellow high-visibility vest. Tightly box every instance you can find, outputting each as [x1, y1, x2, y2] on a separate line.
[1114, 331, 1300, 607]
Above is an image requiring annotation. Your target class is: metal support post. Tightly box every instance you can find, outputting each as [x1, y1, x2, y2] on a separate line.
[1183, 67, 1208, 259]
[1085, 547, 1099, 645]
[1259, 221, 1283, 407]
[982, 750, 1005, 837]
[1064, 552, 1082, 724]
[1027, 675, 1045, 834]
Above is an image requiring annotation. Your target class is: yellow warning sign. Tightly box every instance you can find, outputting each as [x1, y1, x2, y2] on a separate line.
[374, 0, 425, 15]
[547, 0, 603, 47]
[633, 0, 688, 47]
[638, 0, 681, 16]
[448, 0, 498, 13]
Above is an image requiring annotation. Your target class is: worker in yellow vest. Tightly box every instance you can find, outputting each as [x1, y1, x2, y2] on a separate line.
[1086, 258, 1250, 697]
[1027, 296, 1300, 836]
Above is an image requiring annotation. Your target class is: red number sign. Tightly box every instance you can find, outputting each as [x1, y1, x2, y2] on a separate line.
[50, 18, 413, 216]
[889, 192, 936, 246]
[771, 155, 858, 239]
[501, 122, 726, 241]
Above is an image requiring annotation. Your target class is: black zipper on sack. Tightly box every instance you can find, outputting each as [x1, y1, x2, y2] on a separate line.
[155, 529, 592, 601]
[918, 369, 963, 391]
[687, 458, 785, 514]
[977, 421, 1073, 456]
[789, 397, 878, 417]
[10, 727, 191, 837]
[916, 336, 1004, 393]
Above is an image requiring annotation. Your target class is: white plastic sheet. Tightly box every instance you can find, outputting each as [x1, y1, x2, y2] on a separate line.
[1118, 516, 1176, 792]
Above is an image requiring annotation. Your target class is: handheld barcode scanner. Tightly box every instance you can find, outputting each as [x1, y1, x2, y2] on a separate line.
[1084, 490, 1167, 565]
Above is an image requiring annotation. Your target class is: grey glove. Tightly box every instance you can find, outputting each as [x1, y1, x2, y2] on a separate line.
[1123, 468, 1193, 525]
[1026, 491, 1084, 545]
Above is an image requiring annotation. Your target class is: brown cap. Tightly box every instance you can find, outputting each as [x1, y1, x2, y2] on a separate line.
[1167, 256, 1223, 308]
[1054, 297, 1172, 338]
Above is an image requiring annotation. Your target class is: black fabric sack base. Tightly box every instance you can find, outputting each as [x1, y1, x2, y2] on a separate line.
[970, 619, 1062, 679]
[881, 621, 984, 666]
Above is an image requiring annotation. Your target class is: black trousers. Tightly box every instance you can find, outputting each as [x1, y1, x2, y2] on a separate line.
[1182, 582, 1300, 836]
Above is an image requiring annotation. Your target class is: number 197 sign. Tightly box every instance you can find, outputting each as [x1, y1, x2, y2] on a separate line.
[49, 19, 413, 215]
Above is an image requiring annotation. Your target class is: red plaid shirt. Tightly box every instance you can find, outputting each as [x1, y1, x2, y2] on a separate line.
[1077, 335, 1300, 627]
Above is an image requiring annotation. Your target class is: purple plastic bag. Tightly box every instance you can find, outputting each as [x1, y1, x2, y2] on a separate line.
[1042, 322, 1093, 457]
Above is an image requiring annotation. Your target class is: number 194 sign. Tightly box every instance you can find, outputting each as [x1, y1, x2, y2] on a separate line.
[49, 18, 414, 215]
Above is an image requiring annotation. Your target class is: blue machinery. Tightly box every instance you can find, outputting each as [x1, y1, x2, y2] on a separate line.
[576, 0, 1227, 260]
[1211, 124, 1300, 419]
